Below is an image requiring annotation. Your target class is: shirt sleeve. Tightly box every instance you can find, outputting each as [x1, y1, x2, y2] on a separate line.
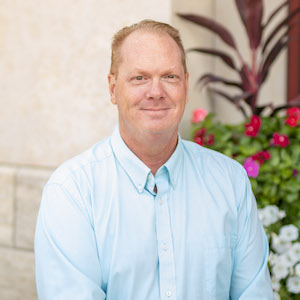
[34, 182, 106, 300]
[230, 170, 274, 300]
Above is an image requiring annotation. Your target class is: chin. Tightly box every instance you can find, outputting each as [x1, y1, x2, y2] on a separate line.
[142, 122, 177, 136]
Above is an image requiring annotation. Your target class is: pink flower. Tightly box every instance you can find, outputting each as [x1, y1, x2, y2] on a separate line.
[193, 128, 206, 146]
[206, 134, 215, 146]
[285, 115, 299, 127]
[194, 128, 206, 137]
[287, 107, 300, 117]
[245, 115, 261, 137]
[243, 158, 260, 178]
[271, 133, 290, 148]
[194, 136, 204, 146]
[193, 128, 214, 146]
[285, 114, 300, 127]
[261, 151, 271, 160]
[251, 150, 271, 165]
[191, 108, 208, 123]
[286, 107, 300, 127]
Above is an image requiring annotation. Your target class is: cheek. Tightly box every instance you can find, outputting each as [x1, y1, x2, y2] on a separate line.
[165, 86, 187, 105]
[118, 86, 146, 108]
[130, 89, 146, 105]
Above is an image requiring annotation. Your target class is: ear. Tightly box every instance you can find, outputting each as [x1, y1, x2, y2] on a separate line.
[185, 72, 189, 103]
[108, 73, 117, 105]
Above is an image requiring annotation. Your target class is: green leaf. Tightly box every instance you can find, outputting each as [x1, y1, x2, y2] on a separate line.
[286, 193, 298, 203]
[280, 148, 292, 165]
[280, 168, 293, 179]
[239, 144, 261, 156]
[270, 149, 280, 166]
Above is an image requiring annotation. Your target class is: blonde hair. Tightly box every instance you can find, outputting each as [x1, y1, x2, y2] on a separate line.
[110, 19, 187, 75]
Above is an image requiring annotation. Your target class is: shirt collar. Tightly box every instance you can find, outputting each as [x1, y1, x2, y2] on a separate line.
[163, 134, 183, 189]
[110, 125, 151, 193]
[110, 125, 183, 192]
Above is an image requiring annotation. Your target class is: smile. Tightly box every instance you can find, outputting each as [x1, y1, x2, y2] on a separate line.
[141, 108, 170, 111]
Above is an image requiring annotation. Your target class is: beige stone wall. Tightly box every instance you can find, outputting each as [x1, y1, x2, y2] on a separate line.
[0, 166, 51, 299]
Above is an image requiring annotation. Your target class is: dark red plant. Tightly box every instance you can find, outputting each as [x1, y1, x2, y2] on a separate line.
[178, 0, 300, 118]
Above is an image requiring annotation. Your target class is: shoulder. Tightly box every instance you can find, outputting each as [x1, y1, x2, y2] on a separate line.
[182, 140, 246, 174]
[39, 137, 116, 225]
[42, 136, 115, 214]
[181, 140, 252, 211]
[47, 136, 114, 187]
[181, 139, 249, 194]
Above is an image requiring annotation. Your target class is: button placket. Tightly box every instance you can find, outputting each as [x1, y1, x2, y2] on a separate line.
[162, 241, 168, 251]
[155, 176, 177, 300]
[159, 195, 166, 206]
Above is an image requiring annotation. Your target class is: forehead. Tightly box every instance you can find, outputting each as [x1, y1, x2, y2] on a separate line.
[118, 30, 183, 72]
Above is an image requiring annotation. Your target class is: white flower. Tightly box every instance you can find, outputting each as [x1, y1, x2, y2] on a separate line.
[287, 276, 300, 294]
[272, 259, 290, 280]
[288, 242, 300, 263]
[278, 210, 286, 219]
[271, 276, 281, 291]
[272, 233, 292, 254]
[279, 252, 297, 268]
[258, 205, 281, 226]
[295, 263, 300, 277]
[269, 251, 278, 266]
[273, 291, 281, 300]
[279, 225, 299, 242]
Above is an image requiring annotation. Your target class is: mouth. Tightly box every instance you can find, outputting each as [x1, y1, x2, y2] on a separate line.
[141, 108, 170, 111]
[140, 108, 171, 119]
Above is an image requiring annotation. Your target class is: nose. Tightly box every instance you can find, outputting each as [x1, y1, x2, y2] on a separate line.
[146, 79, 166, 100]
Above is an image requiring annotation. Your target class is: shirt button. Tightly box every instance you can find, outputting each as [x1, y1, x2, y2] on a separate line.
[163, 242, 168, 251]
[166, 290, 172, 297]
[159, 199, 164, 205]
[148, 174, 152, 180]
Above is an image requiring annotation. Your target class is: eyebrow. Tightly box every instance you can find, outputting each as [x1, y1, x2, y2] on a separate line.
[131, 66, 179, 75]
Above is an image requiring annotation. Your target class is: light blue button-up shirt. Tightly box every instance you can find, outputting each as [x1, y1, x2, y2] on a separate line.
[35, 126, 273, 300]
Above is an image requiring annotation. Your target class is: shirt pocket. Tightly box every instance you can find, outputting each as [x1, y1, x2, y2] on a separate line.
[204, 235, 232, 298]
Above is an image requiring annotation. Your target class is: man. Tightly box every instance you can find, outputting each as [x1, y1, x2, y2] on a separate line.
[35, 20, 273, 299]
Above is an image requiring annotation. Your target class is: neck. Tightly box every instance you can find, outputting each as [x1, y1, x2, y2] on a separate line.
[119, 127, 178, 175]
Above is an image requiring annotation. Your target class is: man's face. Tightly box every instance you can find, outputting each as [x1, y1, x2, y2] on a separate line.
[108, 30, 189, 140]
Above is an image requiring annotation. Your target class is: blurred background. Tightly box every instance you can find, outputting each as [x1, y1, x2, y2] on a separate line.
[0, 0, 295, 299]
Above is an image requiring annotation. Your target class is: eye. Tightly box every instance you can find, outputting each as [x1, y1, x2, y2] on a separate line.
[164, 74, 179, 82]
[131, 75, 148, 85]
